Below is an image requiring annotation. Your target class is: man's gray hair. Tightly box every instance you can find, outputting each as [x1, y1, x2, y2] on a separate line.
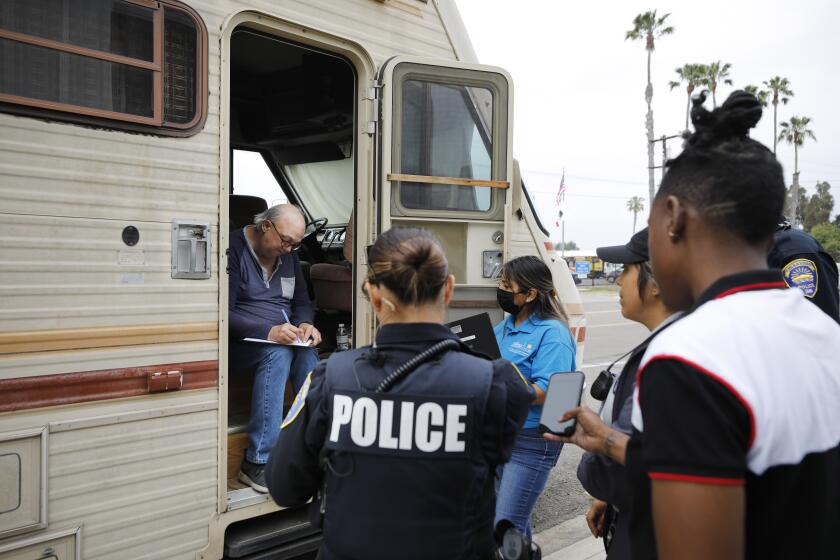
[253, 204, 304, 227]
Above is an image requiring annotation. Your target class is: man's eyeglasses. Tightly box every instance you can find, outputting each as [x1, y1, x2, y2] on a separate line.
[267, 221, 301, 251]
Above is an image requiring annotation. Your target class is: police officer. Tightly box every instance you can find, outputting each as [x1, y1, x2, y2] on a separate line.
[769, 217, 839, 322]
[265, 227, 534, 560]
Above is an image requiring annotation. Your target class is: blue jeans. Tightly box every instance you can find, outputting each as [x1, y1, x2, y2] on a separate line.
[495, 428, 563, 539]
[230, 342, 318, 464]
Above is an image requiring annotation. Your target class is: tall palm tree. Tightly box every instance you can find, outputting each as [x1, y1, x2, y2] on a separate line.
[778, 116, 816, 226]
[626, 11, 674, 212]
[670, 63, 707, 131]
[703, 61, 733, 107]
[743, 85, 769, 107]
[762, 76, 794, 154]
[627, 196, 645, 234]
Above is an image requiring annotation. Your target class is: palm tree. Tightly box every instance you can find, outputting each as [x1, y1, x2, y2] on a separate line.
[778, 116, 816, 226]
[670, 63, 707, 131]
[702, 61, 733, 107]
[762, 76, 794, 154]
[743, 85, 769, 107]
[627, 196, 645, 234]
[626, 11, 674, 212]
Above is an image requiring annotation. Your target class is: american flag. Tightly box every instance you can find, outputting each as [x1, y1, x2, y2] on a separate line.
[555, 169, 566, 206]
[555, 169, 566, 226]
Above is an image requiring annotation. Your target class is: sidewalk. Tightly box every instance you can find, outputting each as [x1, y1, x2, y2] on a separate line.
[534, 516, 606, 560]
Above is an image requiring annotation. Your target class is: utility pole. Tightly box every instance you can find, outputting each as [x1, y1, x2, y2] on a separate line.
[561, 221, 566, 258]
[650, 133, 682, 177]
[645, 83, 655, 211]
[791, 171, 801, 227]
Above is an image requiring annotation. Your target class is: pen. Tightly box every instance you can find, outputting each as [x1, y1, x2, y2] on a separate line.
[281, 309, 303, 344]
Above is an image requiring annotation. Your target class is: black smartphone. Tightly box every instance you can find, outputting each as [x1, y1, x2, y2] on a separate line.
[539, 371, 586, 436]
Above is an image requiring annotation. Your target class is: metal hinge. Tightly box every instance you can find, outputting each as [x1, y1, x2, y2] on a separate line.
[365, 80, 383, 101]
[365, 80, 383, 136]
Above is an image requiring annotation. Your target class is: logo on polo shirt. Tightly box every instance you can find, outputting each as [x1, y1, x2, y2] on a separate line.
[783, 258, 818, 298]
[508, 341, 534, 358]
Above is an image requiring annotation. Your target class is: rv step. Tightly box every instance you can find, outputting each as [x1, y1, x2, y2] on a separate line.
[224, 507, 321, 559]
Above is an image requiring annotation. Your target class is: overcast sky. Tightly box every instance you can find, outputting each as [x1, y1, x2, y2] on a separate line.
[454, 0, 840, 249]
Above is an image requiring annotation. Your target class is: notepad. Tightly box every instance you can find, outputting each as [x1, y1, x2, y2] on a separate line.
[243, 337, 312, 347]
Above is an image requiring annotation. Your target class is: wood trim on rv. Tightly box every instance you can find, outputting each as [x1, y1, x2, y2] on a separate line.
[387, 173, 509, 189]
[0, 360, 218, 413]
[0, 322, 218, 355]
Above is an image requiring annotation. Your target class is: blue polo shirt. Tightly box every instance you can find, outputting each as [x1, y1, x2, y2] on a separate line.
[494, 314, 577, 428]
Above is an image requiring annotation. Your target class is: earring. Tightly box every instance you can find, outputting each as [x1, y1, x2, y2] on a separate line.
[668, 231, 679, 240]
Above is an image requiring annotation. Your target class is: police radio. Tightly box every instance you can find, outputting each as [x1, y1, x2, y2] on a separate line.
[591, 348, 631, 401]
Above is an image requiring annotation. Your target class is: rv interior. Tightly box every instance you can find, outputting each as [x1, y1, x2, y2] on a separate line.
[226, 28, 356, 497]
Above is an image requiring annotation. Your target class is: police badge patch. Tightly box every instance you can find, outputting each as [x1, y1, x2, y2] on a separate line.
[281, 371, 312, 429]
[783, 258, 819, 298]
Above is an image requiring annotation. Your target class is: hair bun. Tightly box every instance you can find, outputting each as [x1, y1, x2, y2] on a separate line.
[367, 227, 449, 305]
[689, 90, 762, 144]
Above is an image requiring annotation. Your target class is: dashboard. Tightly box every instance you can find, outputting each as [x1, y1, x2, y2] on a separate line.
[317, 226, 347, 252]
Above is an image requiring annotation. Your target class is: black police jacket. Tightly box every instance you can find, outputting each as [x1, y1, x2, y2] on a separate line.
[265, 322, 534, 560]
[769, 228, 839, 323]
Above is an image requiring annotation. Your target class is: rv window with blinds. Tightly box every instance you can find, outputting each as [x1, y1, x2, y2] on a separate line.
[0, 0, 207, 135]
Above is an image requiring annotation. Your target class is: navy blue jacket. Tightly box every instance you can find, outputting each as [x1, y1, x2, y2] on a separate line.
[266, 323, 533, 560]
[228, 227, 314, 339]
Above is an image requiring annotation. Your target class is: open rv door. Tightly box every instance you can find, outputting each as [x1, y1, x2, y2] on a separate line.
[375, 56, 513, 323]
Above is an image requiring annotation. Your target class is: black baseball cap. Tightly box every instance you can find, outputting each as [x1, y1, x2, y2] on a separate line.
[596, 227, 649, 264]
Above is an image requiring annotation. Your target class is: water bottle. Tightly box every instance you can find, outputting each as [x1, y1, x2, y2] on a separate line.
[336, 323, 350, 351]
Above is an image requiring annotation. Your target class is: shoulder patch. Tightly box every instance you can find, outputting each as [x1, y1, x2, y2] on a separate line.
[511, 363, 530, 386]
[281, 371, 312, 429]
[783, 258, 818, 298]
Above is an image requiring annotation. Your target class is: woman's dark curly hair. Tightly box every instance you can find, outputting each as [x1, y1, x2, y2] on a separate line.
[657, 90, 785, 244]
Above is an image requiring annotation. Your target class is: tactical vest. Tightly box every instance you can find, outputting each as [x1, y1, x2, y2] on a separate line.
[318, 345, 496, 560]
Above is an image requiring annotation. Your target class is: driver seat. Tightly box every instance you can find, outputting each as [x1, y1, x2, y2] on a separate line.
[310, 263, 352, 312]
[229, 194, 267, 231]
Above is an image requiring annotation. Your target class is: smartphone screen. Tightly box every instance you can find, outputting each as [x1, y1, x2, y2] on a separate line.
[539, 371, 585, 436]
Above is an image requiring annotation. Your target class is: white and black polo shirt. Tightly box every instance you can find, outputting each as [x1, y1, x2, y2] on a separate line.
[627, 269, 840, 559]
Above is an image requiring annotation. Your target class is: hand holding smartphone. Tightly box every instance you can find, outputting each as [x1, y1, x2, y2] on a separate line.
[538, 371, 586, 436]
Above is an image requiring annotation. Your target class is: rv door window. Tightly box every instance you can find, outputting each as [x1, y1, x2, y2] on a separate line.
[399, 80, 493, 212]
[0, 0, 207, 134]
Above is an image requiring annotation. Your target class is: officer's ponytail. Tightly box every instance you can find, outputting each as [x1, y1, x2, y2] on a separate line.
[367, 227, 449, 306]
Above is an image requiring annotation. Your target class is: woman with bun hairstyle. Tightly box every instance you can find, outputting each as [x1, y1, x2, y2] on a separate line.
[548, 91, 840, 560]
[266, 227, 534, 560]
[493, 255, 576, 540]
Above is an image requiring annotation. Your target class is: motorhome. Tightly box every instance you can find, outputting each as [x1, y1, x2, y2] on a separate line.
[0, 1, 585, 558]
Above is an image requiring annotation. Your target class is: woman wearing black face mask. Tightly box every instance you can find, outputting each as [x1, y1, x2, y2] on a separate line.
[492, 255, 577, 540]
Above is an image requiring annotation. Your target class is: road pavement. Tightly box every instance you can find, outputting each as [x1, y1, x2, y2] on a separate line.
[531, 286, 647, 553]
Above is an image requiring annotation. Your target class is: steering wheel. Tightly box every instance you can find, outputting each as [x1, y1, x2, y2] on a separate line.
[299, 217, 329, 260]
[302, 217, 328, 245]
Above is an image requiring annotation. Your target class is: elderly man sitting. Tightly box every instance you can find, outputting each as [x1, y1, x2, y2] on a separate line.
[229, 204, 321, 493]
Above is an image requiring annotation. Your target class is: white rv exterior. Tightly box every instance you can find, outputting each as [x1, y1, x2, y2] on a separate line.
[0, 1, 585, 558]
